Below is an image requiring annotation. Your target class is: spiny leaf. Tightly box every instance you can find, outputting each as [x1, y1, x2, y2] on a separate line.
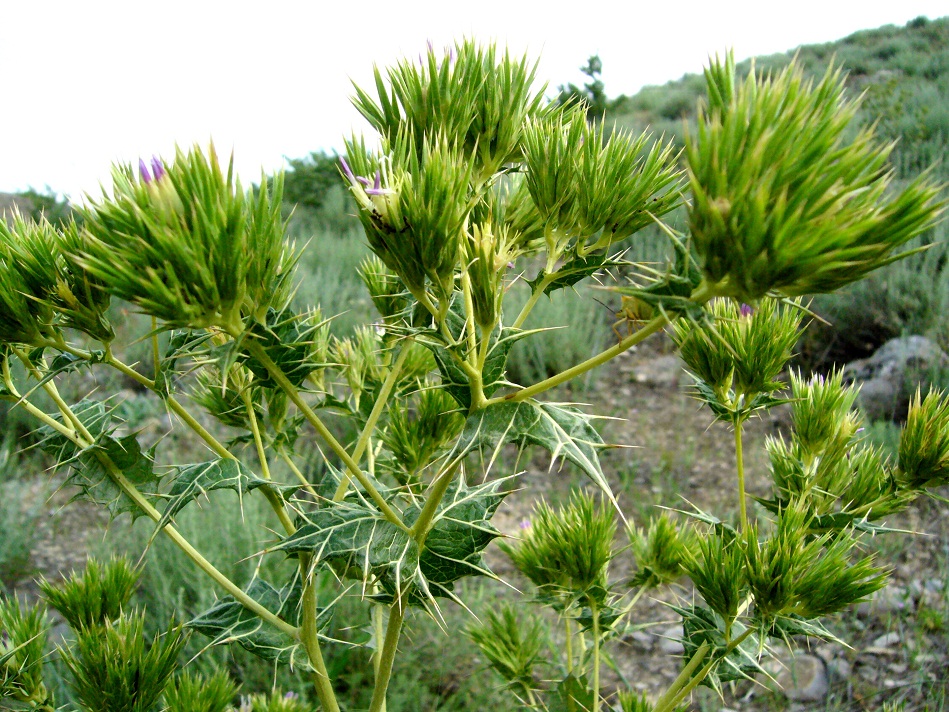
[274, 500, 418, 596]
[189, 575, 322, 667]
[527, 252, 623, 296]
[675, 605, 764, 691]
[159, 458, 296, 531]
[405, 477, 508, 598]
[154, 329, 213, 397]
[420, 296, 531, 409]
[451, 400, 616, 503]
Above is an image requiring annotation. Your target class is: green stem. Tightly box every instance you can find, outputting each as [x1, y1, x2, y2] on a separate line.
[334, 339, 412, 502]
[651, 641, 710, 712]
[300, 556, 342, 712]
[5, 384, 297, 638]
[488, 312, 669, 406]
[279, 448, 319, 499]
[408, 462, 459, 544]
[565, 617, 574, 675]
[242, 390, 296, 536]
[511, 274, 555, 330]
[591, 601, 601, 712]
[653, 628, 754, 712]
[241, 338, 407, 532]
[459, 270, 480, 364]
[734, 417, 748, 531]
[368, 595, 405, 712]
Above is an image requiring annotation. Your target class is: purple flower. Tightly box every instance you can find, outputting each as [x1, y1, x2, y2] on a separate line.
[739, 303, 754, 318]
[138, 158, 153, 184]
[151, 157, 166, 182]
[365, 170, 388, 196]
[519, 518, 531, 530]
[284, 691, 299, 700]
[139, 156, 166, 184]
[340, 156, 356, 183]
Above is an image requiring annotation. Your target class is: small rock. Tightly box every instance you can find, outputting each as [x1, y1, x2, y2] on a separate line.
[775, 654, 829, 702]
[628, 630, 653, 649]
[856, 584, 911, 617]
[657, 624, 684, 655]
[632, 354, 685, 388]
[826, 656, 852, 681]
[843, 336, 949, 421]
[871, 632, 901, 649]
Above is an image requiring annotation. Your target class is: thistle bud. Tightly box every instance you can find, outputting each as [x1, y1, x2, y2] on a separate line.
[78, 144, 295, 331]
[897, 388, 949, 489]
[673, 298, 801, 411]
[688, 53, 944, 302]
[500, 491, 615, 603]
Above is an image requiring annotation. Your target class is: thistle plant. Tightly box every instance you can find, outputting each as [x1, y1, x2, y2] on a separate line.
[0, 39, 945, 712]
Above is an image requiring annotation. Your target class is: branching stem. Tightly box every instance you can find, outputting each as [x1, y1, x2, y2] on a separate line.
[335, 339, 413, 502]
[240, 337, 407, 532]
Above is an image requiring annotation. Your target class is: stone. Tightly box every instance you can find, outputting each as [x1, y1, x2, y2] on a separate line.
[632, 354, 686, 388]
[657, 624, 684, 655]
[843, 336, 949, 421]
[775, 654, 829, 702]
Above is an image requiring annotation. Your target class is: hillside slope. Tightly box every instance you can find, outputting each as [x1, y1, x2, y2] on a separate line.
[609, 15, 949, 179]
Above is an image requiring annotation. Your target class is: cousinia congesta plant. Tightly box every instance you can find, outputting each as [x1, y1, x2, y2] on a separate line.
[0, 40, 946, 712]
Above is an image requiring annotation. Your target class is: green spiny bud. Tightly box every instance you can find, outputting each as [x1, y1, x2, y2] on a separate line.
[60, 612, 187, 712]
[464, 604, 545, 696]
[190, 364, 262, 431]
[628, 512, 695, 589]
[77, 145, 296, 330]
[573, 122, 683, 254]
[897, 388, 949, 489]
[789, 369, 861, 462]
[673, 298, 801, 413]
[688, 52, 944, 302]
[351, 40, 546, 179]
[38, 556, 139, 631]
[381, 384, 463, 483]
[0, 211, 60, 346]
[359, 255, 410, 324]
[0, 596, 54, 710]
[683, 529, 745, 623]
[242, 307, 331, 390]
[465, 221, 516, 328]
[501, 490, 616, 604]
[163, 669, 238, 712]
[343, 132, 472, 297]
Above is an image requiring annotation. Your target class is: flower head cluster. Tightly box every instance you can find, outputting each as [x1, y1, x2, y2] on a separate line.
[688, 52, 944, 302]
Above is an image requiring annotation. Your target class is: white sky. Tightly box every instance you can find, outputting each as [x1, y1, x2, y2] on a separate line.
[2, 1, 946, 200]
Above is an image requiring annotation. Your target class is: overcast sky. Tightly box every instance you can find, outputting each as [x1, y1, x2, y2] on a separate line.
[2, 1, 946, 200]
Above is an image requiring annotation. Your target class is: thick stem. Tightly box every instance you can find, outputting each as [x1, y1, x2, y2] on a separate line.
[565, 617, 574, 675]
[408, 462, 459, 544]
[489, 313, 669, 406]
[243, 389, 296, 536]
[300, 559, 341, 712]
[734, 417, 748, 531]
[241, 338, 407, 532]
[368, 596, 405, 712]
[334, 340, 412, 502]
[279, 448, 319, 499]
[511, 273, 555, 330]
[651, 641, 711, 712]
[591, 601, 601, 712]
